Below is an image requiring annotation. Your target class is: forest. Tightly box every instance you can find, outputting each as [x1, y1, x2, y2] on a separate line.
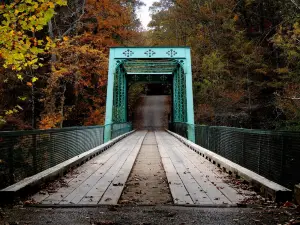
[0, 0, 299, 131]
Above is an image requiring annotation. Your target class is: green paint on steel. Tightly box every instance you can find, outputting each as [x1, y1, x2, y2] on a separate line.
[105, 47, 195, 142]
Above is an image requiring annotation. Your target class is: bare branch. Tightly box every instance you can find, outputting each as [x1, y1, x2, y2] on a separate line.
[290, 0, 300, 10]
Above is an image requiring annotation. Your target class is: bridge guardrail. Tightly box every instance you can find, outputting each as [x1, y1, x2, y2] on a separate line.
[170, 122, 300, 189]
[0, 123, 132, 189]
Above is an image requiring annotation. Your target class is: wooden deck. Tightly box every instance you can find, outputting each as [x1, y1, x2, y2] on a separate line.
[32, 130, 250, 205]
[32, 131, 147, 205]
[155, 131, 246, 205]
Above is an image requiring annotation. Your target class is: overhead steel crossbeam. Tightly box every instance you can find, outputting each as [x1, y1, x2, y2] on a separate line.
[123, 59, 178, 74]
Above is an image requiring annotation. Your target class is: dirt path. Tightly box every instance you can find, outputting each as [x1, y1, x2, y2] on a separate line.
[119, 131, 172, 205]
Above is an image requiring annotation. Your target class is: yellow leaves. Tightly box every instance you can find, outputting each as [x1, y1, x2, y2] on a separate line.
[275, 67, 289, 74]
[63, 36, 69, 41]
[28, 58, 38, 65]
[32, 77, 38, 83]
[0, 0, 67, 71]
[18, 96, 27, 101]
[293, 22, 300, 35]
[17, 74, 23, 80]
[48, 2, 55, 9]
[4, 105, 23, 116]
[254, 68, 268, 75]
[5, 110, 14, 115]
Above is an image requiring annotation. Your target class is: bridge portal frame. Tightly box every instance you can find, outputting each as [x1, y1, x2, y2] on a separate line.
[104, 47, 195, 142]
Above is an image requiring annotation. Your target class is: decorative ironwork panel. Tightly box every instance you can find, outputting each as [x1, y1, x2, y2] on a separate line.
[127, 74, 172, 83]
[166, 49, 178, 57]
[173, 64, 187, 122]
[123, 49, 134, 57]
[112, 63, 127, 122]
[113, 47, 188, 59]
[144, 49, 156, 57]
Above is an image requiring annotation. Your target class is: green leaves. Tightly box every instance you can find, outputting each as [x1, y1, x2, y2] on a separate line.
[18, 96, 27, 101]
[0, 0, 67, 71]
[17, 74, 23, 81]
[32, 77, 38, 83]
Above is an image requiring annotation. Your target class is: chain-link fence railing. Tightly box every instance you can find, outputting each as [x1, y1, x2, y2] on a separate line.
[170, 122, 300, 189]
[0, 123, 132, 189]
[111, 123, 133, 139]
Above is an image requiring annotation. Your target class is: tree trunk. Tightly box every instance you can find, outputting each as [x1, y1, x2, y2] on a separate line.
[59, 83, 67, 128]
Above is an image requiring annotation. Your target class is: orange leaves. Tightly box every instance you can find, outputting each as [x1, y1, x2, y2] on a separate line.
[48, 2, 55, 9]
[62, 36, 69, 42]
[41, 33, 109, 127]
[195, 104, 215, 123]
[223, 90, 245, 104]
[84, 0, 134, 44]
[233, 14, 239, 22]
[84, 107, 105, 126]
[39, 0, 139, 128]
[39, 113, 63, 129]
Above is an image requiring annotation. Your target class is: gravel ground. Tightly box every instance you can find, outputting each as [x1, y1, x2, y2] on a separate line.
[1, 205, 300, 225]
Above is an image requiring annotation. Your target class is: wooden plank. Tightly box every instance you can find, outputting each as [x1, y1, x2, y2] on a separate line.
[171, 137, 227, 176]
[168, 136, 245, 204]
[32, 192, 50, 203]
[163, 136, 231, 205]
[35, 136, 133, 203]
[161, 157, 193, 205]
[56, 134, 141, 204]
[94, 143, 139, 204]
[84, 132, 146, 204]
[155, 132, 193, 205]
[163, 145, 213, 205]
[61, 139, 136, 204]
[98, 133, 146, 205]
[213, 183, 245, 203]
[163, 134, 243, 204]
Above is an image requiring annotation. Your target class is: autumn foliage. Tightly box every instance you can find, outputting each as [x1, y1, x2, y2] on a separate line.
[1, 0, 300, 131]
[0, 0, 142, 130]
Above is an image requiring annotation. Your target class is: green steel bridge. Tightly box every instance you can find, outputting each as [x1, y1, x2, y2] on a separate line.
[0, 47, 298, 207]
[104, 47, 195, 142]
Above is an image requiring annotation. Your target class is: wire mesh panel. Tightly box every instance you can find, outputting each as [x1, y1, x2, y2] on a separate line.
[111, 123, 132, 139]
[171, 123, 300, 189]
[0, 123, 132, 189]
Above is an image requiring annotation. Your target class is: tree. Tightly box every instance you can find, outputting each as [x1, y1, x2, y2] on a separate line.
[0, 0, 67, 129]
[39, 0, 144, 128]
